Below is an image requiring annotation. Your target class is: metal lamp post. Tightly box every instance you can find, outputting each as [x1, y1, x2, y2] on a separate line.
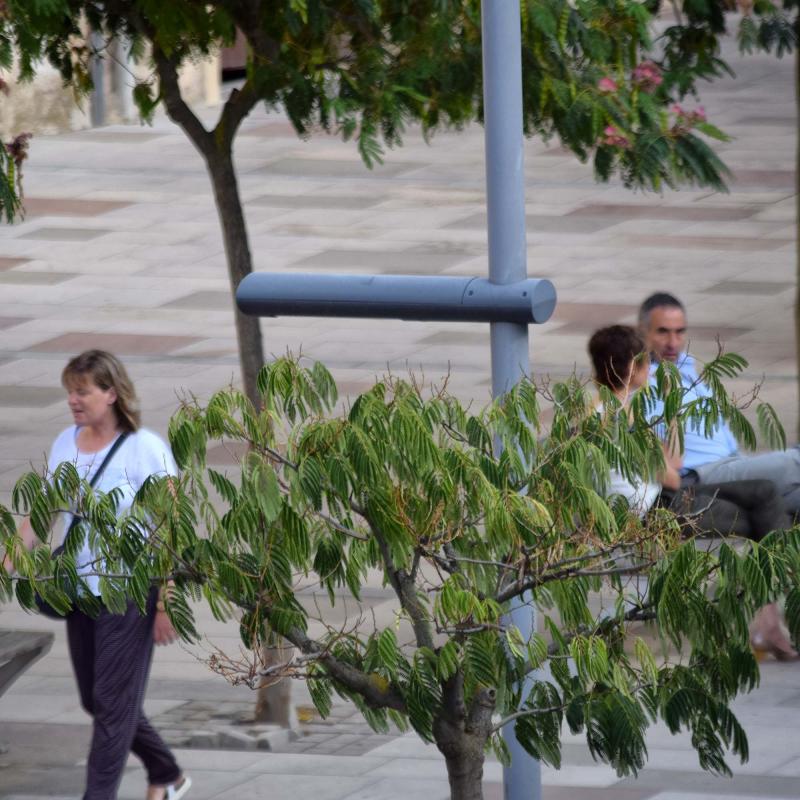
[237, 3, 546, 797]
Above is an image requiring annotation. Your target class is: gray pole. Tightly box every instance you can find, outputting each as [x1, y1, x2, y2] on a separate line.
[481, 3, 541, 800]
[90, 29, 106, 128]
[115, 36, 135, 122]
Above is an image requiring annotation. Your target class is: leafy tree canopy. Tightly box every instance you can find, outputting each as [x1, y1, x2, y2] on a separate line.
[2, 0, 730, 191]
[655, 0, 798, 87]
[2, 354, 799, 799]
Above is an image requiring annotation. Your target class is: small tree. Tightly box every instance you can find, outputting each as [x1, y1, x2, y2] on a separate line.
[1, 0, 731, 404]
[2, 355, 798, 800]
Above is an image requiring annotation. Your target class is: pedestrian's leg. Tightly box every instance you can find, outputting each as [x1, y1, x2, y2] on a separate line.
[83, 594, 178, 800]
[66, 609, 96, 715]
[130, 591, 181, 787]
[132, 709, 181, 785]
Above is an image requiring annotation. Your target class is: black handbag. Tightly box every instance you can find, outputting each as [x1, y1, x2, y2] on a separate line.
[35, 432, 129, 619]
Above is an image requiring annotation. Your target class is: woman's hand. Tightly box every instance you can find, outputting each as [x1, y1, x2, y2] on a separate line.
[153, 605, 178, 646]
[657, 422, 684, 490]
[3, 517, 38, 576]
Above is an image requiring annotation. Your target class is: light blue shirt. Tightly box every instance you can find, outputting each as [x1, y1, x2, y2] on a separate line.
[648, 353, 739, 470]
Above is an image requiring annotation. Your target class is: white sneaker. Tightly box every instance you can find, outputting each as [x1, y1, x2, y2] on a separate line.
[164, 775, 192, 800]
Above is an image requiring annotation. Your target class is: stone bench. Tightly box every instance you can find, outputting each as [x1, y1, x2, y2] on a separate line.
[0, 629, 54, 699]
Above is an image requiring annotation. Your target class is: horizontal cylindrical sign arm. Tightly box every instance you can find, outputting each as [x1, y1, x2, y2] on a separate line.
[236, 273, 556, 324]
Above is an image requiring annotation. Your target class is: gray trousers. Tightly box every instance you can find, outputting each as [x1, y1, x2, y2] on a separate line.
[663, 479, 790, 541]
[66, 588, 181, 800]
[695, 447, 800, 514]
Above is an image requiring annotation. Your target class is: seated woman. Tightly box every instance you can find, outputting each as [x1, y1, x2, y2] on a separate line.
[588, 324, 798, 662]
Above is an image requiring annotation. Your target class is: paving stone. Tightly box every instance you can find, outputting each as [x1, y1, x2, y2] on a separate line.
[160, 291, 233, 310]
[0, 272, 78, 285]
[58, 130, 168, 143]
[566, 203, 758, 222]
[626, 233, 792, 251]
[27, 332, 201, 356]
[484, 787, 656, 800]
[0, 317, 29, 330]
[732, 169, 796, 189]
[218, 728, 258, 751]
[258, 157, 423, 178]
[2, 795, 79, 800]
[250, 194, 382, 210]
[445, 211, 617, 233]
[255, 729, 293, 750]
[300, 733, 339, 743]
[702, 280, 794, 295]
[16, 227, 110, 242]
[288, 248, 468, 273]
[0, 257, 30, 270]
[187, 731, 220, 748]
[22, 198, 131, 217]
[0, 385, 65, 408]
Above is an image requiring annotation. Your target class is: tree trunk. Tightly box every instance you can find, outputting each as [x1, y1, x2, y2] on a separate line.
[254, 640, 295, 726]
[206, 144, 295, 725]
[434, 686, 496, 800]
[206, 146, 265, 408]
[442, 747, 486, 800]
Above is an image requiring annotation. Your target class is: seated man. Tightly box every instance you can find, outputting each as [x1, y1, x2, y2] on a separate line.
[639, 292, 800, 514]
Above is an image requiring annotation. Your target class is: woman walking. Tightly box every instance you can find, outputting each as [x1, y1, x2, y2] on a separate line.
[3, 350, 191, 800]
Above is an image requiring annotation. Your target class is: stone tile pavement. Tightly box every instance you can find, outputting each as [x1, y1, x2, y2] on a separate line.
[0, 27, 798, 800]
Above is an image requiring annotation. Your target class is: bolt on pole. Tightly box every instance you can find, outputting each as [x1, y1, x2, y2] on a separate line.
[481, 2, 542, 799]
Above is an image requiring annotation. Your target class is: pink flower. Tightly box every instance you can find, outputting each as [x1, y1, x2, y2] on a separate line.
[600, 125, 631, 148]
[632, 60, 663, 92]
[6, 132, 32, 165]
[598, 77, 618, 94]
[670, 103, 708, 135]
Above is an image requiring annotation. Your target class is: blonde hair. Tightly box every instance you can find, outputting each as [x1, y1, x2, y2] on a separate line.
[62, 350, 140, 432]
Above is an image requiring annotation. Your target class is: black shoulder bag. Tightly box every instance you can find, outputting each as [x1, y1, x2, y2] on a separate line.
[35, 432, 130, 619]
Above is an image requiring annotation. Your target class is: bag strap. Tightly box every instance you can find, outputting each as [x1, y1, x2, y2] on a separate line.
[64, 431, 130, 542]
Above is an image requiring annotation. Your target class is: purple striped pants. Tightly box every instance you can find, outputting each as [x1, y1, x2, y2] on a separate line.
[66, 588, 181, 800]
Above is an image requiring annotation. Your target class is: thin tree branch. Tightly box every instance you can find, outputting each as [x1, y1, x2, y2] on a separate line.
[214, 80, 259, 149]
[491, 702, 567, 734]
[275, 617, 407, 712]
[363, 510, 435, 650]
[151, 44, 214, 158]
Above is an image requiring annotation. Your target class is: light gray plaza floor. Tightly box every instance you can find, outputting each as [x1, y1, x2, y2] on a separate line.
[0, 26, 798, 800]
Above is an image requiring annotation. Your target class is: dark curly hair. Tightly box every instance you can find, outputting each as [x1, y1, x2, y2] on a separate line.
[588, 325, 647, 390]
